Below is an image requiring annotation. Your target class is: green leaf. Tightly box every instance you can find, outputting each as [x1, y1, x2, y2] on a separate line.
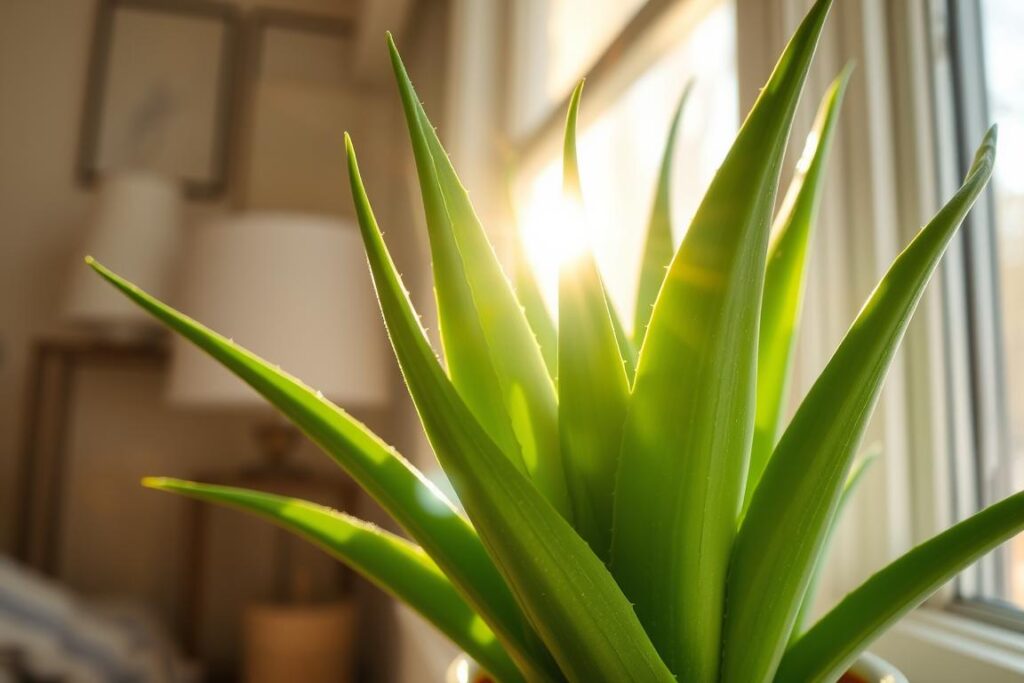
[386, 39, 526, 481]
[85, 258, 543, 681]
[347, 135, 674, 683]
[633, 82, 691, 346]
[607, 294, 637, 382]
[745, 67, 852, 512]
[722, 126, 996, 683]
[143, 478, 522, 683]
[610, 1, 834, 678]
[778, 486, 1024, 682]
[558, 82, 630, 561]
[388, 35, 570, 519]
[790, 449, 877, 641]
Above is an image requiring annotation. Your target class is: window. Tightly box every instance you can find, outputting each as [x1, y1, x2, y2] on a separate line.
[510, 1, 737, 325]
[976, 0, 1024, 610]
[937, 0, 1024, 622]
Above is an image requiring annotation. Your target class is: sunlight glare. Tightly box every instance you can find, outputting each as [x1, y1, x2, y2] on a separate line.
[519, 161, 591, 311]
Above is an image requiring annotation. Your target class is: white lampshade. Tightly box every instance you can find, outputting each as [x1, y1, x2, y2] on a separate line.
[65, 170, 182, 337]
[168, 212, 389, 409]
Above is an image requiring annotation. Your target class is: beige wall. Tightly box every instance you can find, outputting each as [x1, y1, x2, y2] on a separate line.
[0, 0, 451, 677]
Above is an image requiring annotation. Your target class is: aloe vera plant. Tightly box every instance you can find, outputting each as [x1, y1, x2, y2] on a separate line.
[88, 1, 1021, 680]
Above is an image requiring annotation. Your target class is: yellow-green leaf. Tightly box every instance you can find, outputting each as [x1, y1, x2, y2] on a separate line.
[347, 135, 674, 682]
[86, 258, 542, 681]
[723, 126, 996, 683]
[778, 486, 1024, 682]
[633, 83, 691, 346]
[746, 67, 852, 511]
[388, 35, 570, 518]
[610, 1, 834, 678]
[790, 449, 876, 641]
[144, 478, 521, 683]
[558, 82, 630, 561]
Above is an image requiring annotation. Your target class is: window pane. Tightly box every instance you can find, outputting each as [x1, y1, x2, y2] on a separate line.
[511, 0, 650, 135]
[514, 1, 737, 328]
[978, 0, 1024, 607]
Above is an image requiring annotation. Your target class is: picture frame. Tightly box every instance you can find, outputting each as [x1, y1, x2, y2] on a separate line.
[76, 0, 242, 199]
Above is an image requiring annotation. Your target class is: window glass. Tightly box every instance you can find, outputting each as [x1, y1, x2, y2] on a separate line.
[978, 0, 1024, 608]
[512, 0, 649, 135]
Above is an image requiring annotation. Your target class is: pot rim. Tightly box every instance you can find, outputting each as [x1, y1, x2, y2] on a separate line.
[446, 651, 907, 683]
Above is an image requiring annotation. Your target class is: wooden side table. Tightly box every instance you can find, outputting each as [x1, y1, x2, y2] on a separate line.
[179, 447, 356, 657]
[14, 333, 168, 574]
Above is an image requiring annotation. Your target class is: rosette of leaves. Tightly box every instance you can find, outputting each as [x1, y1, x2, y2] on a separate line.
[89, 1, 1014, 680]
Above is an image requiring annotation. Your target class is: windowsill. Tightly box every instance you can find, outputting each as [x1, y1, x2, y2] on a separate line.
[869, 607, 1024, 681]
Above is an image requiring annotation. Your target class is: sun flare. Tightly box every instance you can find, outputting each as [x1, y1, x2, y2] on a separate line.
[518, 164, 591, 311]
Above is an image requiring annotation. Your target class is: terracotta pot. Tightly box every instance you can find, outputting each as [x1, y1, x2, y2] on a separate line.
[446, 651, 907, 683]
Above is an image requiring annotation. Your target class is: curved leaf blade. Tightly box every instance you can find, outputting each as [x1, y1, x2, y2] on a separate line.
[385, 37, 526, 480]
[347, 135, 674, 683]
[633, 82, 692, 346]
[86, 258, 541, 681]
[778, 487, 1024, 682]
[791, 449, 877, 641]
[143, 478, 522, 683]
[388, 35, 570, 518]
[746, 67, 852, 511]
[723, 127, 996, 683]
[558, 82, 630, 561]
[610, 1, 834, 677]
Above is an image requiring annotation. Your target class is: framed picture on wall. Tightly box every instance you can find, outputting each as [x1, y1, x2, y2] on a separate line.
[77, 0, 241, 199]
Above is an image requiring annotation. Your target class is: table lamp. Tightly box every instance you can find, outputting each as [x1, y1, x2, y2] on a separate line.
[65, 170, 182, 339]
[168, 211, 390, 468]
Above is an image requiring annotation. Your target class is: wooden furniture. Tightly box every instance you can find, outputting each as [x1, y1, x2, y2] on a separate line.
[179, 447, 357, 657]
[14, 334, 168, 575]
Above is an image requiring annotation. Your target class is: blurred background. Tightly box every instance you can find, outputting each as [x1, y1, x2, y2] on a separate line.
[1, 0, 1023, 681]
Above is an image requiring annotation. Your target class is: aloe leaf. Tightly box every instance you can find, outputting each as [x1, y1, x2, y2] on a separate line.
[610, 1, 834, 677]
[745, 67, 852, 512]
[143, 478, 522, 683]
[723, 126, 996, 683]
[86, 259, 544, 681]
[632, 82, 691, 346]
[778, 487, 1024, 682]
[790, 449, 877, 641]
[384, 41, 526, 481]
[607, 295, 637, 382]
[387, 35, 570, 518]
[513, 237, 558, 378]
[558, 82, 630, 561]
[347, 135, 674, 682]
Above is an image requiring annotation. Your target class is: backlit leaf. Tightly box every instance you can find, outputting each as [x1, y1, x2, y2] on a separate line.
[144, 478, 522, 683]
[610, 1, 834, 678]
[388, 35, 570, 518]
[633, 83, 692, 346]
[347, 134, 674, 683]
[790, 449, 877, 641]
[745, 67, 852, 511]
[723, 126, 996, 683]
[558, 82, 630, 561]
[778, 486, 1024, 682]
[86, 259, 543, 681]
